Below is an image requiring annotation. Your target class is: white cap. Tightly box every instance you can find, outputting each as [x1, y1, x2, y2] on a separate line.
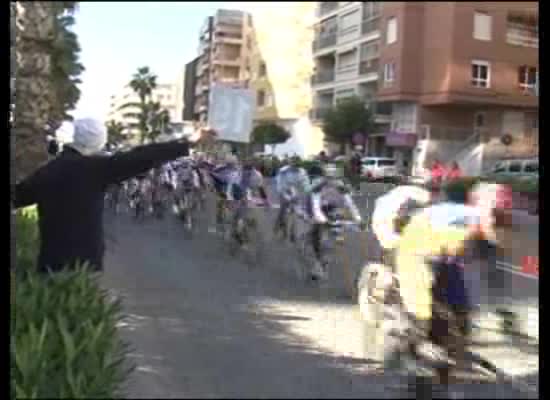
[67, 118, 107, 156]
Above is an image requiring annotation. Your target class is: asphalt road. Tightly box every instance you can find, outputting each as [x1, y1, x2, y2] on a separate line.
[102, 186, 538, 398]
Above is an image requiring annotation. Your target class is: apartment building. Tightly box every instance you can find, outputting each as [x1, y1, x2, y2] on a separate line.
[194, 10, 253, 124]
[107, 82, 182, 140]
[183, 56, 199, 121]
[312, 2, 538, 174]
[249, 2, 324, 157]
[311, 2, 389, 122]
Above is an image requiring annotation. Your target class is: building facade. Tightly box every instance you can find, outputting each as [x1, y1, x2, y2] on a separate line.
[107, 82, 181, 139]
[183, 56, 199, 121]
[249, 2, 324, 157]
[312, 2, 538, 174]
[194, 10, 253, 124]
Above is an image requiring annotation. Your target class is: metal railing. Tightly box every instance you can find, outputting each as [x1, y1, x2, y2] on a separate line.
[313, 33, 337, 51]
[358, 59, 379, 75]
[506, 23, 538, 47]
[311, 70, 335, 85]
[361, 17, 380, 36]
[339, 24, 359, 36]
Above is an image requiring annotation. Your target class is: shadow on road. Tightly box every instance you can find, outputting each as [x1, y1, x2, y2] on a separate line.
[102, 204, 537, 399]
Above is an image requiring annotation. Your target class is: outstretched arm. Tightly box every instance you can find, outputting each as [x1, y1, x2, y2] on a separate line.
[101, 141, 190, 185]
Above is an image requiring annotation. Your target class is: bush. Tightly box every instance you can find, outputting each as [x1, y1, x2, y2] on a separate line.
[12, 208, 132, 399]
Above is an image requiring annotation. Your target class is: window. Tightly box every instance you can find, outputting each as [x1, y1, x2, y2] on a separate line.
[363, 2, 382, 20]
[524, 162, 538, 173]
[518, 66, 537, 90]
[257, 90, 265, 107]
[471, 60, 490, 88]
[259, 62, 267, 77]
[392, 103, 417, 133]
[384, 62, 396, 86]
[360, 41, 379, 60]
[340, 10, 359, 34]
[386, 17, 397, 44]
[509, 162, 522, 173]
[473, 11, 492, 41]
[338, 49, 357, 70]
[493, 163, 507, 173]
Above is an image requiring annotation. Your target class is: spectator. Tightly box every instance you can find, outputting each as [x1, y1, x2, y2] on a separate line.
[446, 161, 463, 181]
[319, 150, 329, 164]
[15, 118, 199, 274]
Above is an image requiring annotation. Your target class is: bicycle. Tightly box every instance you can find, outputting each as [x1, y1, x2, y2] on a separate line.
[226, 197, 269, 268]
[176, 186, 199, 238]
[294, 211, 364, 298]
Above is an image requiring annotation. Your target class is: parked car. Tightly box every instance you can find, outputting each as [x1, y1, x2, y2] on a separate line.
[483, 158, 539, 181]
[361, 157, 399, 181]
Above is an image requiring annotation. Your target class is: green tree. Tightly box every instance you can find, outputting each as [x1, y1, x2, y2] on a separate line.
[147, 102, 171, 142]
[106, 121, 126, 147]
[251, 122, 291, 154]
[48, 2, 85, 133]
[123, 66, 158, 144]
[321, 96, 374, 154]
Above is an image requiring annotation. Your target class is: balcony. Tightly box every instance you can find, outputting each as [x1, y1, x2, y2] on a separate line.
[214, 32, 243, 43]
[359, 59, 379, 75]
[318, 2, 338, 17]
[313, 34, 337, 51]
[311, 70, 335, 85]
[216, 10, 243, 26]
[507, 23, 538, 48]
[310, 107, 332, 121]
[361, 17, 380, 36]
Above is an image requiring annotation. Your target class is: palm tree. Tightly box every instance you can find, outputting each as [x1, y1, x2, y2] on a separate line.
[146, 103, 171, 143]
[106, 121, 126, 147]
[49, 9, 85, 133]
[127, 67, 157, 144]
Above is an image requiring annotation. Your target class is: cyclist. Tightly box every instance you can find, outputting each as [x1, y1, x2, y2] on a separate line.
[209, 154, 241, 229]
[395, 181, 511, 392]
[305, 166, 363, 281]
[231, 156, 270, 245]
[274, 156, 309, 239]
[174, 158, 202, 216]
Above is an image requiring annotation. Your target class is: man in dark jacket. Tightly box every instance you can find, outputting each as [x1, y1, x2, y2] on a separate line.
[15, 118, 198, 273]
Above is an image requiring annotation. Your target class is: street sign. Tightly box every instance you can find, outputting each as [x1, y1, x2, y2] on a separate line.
[352, 132, 365, 146]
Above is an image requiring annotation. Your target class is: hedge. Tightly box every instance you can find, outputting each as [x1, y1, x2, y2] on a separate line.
[12, 207, 132, 399]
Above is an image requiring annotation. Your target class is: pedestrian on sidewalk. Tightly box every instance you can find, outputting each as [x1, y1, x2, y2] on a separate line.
[446, 161, 463, 181]
[15, 118, 201, 274]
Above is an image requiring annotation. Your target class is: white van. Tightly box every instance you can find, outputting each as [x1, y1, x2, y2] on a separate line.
[361, 157, 399, 180]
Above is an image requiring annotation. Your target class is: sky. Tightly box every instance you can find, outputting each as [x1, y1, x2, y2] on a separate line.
[71, 1, 265, 121]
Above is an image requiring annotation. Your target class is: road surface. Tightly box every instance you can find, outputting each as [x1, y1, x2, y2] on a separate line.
[102, 188, 538, 398]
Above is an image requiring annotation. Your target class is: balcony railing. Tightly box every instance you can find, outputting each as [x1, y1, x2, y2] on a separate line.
[359, 59, 379, 75]
[313, 34, 337, 51]
[215, 32, 243, 41]
[319, 2, 338, 16]
[339, 24, 359, 36]
[507, 23, 538, 47]
[361, 17, 380, 36]
[311, 70, 335, 85]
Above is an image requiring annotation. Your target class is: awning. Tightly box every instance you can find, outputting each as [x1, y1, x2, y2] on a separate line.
[385, 132, 418, 148]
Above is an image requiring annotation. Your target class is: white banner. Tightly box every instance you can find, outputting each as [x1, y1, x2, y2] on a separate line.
[208, 83, 255, 143]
